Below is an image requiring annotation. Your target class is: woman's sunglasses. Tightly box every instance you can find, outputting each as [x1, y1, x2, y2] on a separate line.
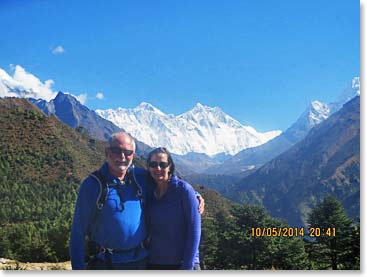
[148, 161, 170, 169]
[108, 147, 134, 156]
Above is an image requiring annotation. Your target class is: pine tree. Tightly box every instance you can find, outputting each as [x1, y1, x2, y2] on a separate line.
[306, 195, 359, 269]
[231, 204, 309, 269]
[199, 217, 219, 269]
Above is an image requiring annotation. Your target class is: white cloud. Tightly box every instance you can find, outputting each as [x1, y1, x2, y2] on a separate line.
[0, 65, 90, 104]
[9, 65, 58, 101]
[63, 91, 87, 104]
[52, 45, 65, 55]
[96, 92, 104, 99]
[75, 93, 87, 104]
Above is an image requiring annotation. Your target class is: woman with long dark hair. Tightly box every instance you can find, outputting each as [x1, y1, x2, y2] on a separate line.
[145, 147, 201, 270]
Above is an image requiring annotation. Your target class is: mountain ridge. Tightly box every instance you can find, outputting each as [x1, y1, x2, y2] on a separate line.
[28, 92, 123, 141]
[27, 92, 153, 156]
[96, 102, 281, 156]
[205, 78, 360, 175]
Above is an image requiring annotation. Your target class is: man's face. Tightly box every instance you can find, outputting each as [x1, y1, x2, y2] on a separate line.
[105, 134, 135, 178]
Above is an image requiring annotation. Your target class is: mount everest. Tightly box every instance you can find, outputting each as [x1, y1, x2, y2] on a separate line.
[96, 103, 281, 156]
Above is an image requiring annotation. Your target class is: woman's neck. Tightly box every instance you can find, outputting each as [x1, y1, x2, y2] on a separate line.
[155, 180, 169, 199]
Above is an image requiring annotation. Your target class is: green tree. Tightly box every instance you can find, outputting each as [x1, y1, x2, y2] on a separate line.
[306, 195, 359, 269]
[200, 203, 309, 270]
[199, 217, 219, 269]
[271, 232, 309, 269]
[231, 204, 273, 269]
[232, 204, 309, 270]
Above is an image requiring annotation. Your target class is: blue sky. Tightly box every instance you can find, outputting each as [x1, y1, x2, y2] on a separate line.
[0, 0, 359, 131]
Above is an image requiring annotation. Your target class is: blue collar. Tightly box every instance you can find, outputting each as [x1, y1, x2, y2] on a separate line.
[169, 175, 179, 186]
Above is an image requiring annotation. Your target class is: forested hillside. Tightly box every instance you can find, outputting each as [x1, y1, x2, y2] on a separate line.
[0, 97, 144, 262]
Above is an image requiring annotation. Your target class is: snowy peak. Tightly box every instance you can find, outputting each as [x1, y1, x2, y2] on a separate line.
[179, 103, 242, 129]
[352, 77, 360, 93]
[308, 100, 331, 125]
[135, 102, 165, 115]
[189, 102, 215, 113]
[137, 101, 155, 110]
[284, 100, 332, 142]
[189, 102, 224, 115]
[96, 103, 281, 156]
[0, 68, 13, 81]
[336, 77, 360, 105]
[180, 102, 211, 118]
[284, 77, 359, 143]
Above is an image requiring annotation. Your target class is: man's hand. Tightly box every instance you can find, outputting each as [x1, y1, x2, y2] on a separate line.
[196, 194, 205, 215]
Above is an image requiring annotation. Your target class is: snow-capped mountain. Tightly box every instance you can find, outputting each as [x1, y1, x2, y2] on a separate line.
[338, 76, 360, 103]
[96, 103, 281, 156]
[205, 77, 361, 175]
[278, 77, 360, 144]
[283, 100, 332, 143]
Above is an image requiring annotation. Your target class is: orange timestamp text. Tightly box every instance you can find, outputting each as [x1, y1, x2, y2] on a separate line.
[250, 227, 336, 237]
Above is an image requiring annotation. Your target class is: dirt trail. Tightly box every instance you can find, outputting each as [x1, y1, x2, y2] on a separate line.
[0, 258, 71, 270]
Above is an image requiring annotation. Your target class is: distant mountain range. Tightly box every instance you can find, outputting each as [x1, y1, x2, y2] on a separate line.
[96, 102, 281, 156]
[0, 66, 359, 164]
[205, 77, 360, 175]
[226, 96, 360, 227]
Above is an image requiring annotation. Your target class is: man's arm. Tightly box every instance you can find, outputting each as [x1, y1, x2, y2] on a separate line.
[69, 177, 98, 270]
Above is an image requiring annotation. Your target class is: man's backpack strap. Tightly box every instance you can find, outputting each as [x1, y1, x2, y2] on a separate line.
[129, 166, 151, 248]
[128, 165, 149, 209]
[90, 170, 109, 210]
[90, 167, 147, 212]
[85, 170, 109, 262]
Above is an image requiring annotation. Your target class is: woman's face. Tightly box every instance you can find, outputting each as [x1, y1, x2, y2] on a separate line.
[148, 153, 170, 184]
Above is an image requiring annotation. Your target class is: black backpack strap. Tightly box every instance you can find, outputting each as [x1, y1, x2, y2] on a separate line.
[86, 170, 109, 263]
[128, 166, 152, 248]
[90, 170, 109, 210]
[127, 165, 145, 208]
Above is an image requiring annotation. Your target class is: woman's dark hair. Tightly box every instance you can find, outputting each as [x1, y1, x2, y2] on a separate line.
[147, 147, 175, 177]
